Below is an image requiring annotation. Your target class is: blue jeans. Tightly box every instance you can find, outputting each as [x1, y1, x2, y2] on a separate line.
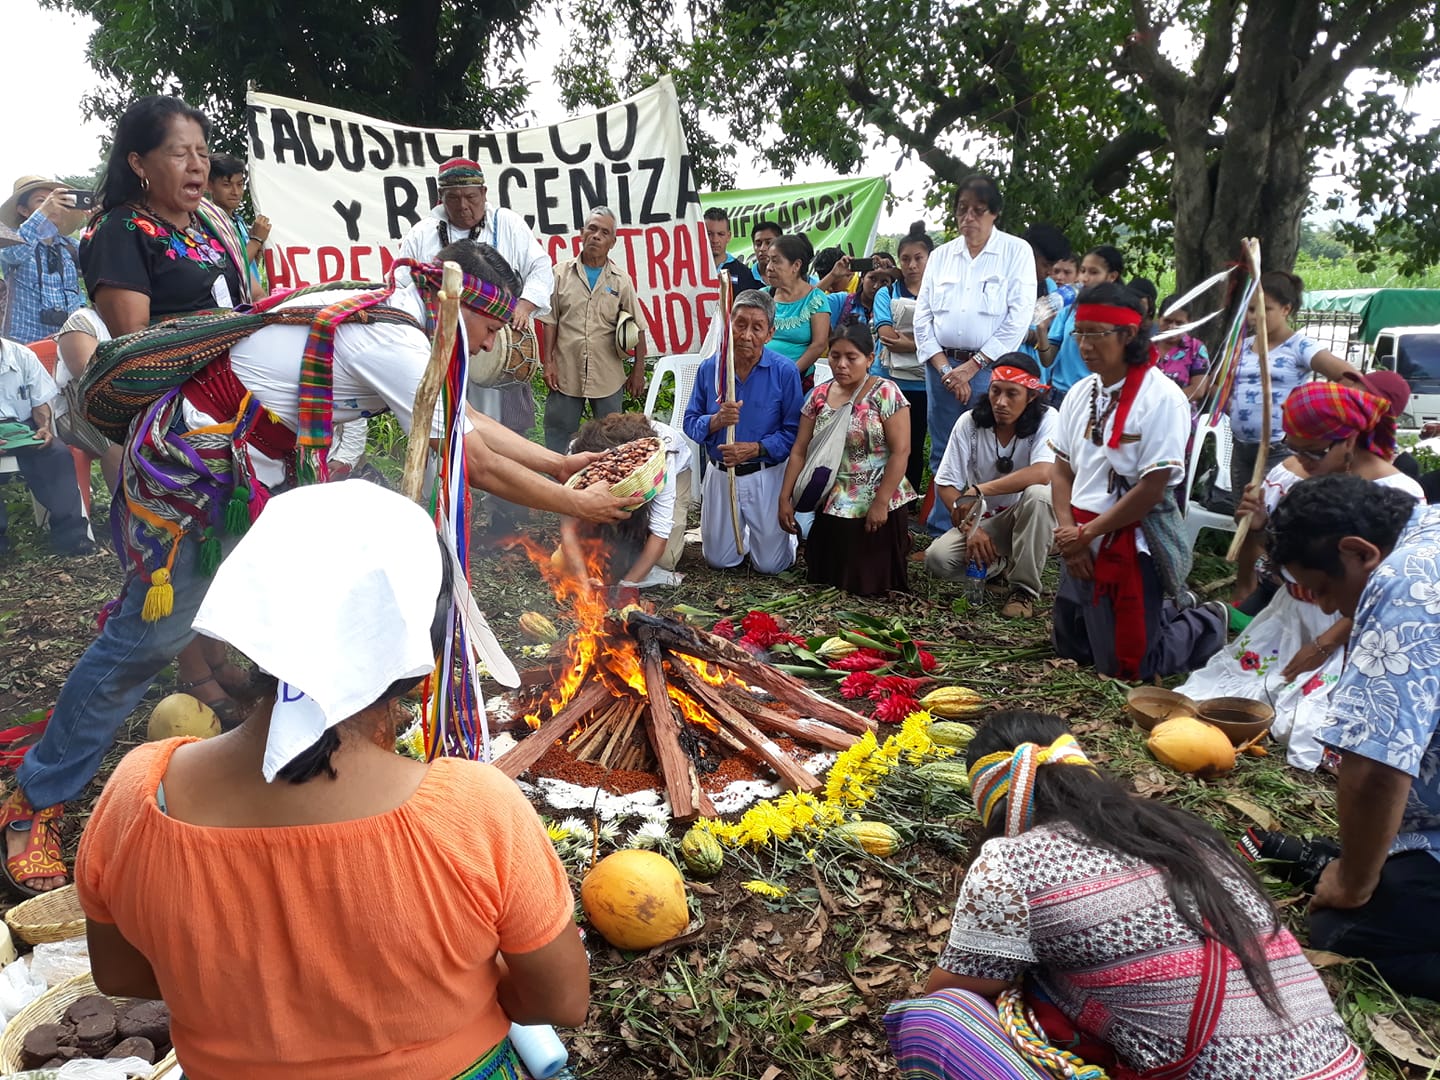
[18, 534, 215, 809]
[924, 360, 991, 536]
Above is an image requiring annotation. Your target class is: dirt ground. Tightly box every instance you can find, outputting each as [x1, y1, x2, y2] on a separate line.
[1, 476, 1437, 1080]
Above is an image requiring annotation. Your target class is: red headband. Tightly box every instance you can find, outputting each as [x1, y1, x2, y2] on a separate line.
[1074, 303, 1143, 327]
[991, 364, 1048, 392]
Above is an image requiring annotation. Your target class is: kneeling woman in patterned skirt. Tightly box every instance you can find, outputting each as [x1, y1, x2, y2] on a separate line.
[779, 324, 917, 595]
[885, 711, 1364, 1080]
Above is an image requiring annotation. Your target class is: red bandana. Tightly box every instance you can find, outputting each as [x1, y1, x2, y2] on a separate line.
[991, 364, 1048, 391]
[1074, 303, 1143, 327]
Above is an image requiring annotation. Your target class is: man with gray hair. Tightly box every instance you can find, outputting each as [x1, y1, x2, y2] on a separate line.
[538, 206, 648, 452]
[682, 290, 803, 573]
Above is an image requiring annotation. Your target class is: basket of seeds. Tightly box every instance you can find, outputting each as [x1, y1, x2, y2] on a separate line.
[563, 436, 666, 509]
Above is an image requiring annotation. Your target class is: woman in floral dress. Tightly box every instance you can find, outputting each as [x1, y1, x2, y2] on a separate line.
[1179, 381, 1423, 770]
[779, 324, 916, 594]
[885, 711, 1365, 1080]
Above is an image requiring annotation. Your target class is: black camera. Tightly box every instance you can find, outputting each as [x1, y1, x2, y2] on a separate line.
[1237, 827, 1339, 891]
[39, 307, 69, 327]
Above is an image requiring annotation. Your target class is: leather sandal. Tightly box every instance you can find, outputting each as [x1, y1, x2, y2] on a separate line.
[0, 791, 67, 897]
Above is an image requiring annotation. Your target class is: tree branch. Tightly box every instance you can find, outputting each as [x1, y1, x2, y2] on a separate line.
[1295, 0, 1431, 111]
[842, 75, 975, 185]
[1083, 128, 1170, 196]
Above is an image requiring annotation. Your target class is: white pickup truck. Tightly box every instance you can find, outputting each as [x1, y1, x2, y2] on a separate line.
[1372, 324, 1440, 429]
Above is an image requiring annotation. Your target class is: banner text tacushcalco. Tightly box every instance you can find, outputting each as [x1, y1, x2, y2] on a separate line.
[247, 78, 714, 353]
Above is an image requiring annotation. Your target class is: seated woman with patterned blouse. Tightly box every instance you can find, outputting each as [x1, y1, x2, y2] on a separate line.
[884, 711, 1364, 1080]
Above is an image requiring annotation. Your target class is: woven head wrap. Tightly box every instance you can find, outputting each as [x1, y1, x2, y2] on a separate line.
[292, 260, 516, 481]
[437, 157, 487, 189]
[968, 734, 1095, 837]
[1282, 381, 1396, 461]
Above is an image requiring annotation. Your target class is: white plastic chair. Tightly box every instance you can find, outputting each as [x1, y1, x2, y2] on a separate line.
[1183, 413, 1238, 549]
[644, 353, 708, 505]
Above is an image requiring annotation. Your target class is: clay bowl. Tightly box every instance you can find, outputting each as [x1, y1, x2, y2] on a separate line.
[1124, 687, 1198, 732]
[1196, 696, 1275, 746]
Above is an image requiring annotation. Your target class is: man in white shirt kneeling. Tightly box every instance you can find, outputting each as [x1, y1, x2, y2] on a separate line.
[924, 354, 1057, 618]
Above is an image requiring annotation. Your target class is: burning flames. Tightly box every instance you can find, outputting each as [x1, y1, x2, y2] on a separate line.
[511, 537, 730, 733]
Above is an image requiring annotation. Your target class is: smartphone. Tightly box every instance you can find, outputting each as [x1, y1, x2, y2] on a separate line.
[64, 189, 97, 211]
[849, 257, 875, 274]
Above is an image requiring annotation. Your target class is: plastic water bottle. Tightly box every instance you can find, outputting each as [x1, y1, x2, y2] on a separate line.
[509, 1022, 569, 1078]
[964, 561, 987, 608]
[1032, 283, 1078, 323]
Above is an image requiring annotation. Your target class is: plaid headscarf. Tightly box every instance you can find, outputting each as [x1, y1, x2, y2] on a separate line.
[1282, 381, 1396, 461]
[294, 259, 517, 479]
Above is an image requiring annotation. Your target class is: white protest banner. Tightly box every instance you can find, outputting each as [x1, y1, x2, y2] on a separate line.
[245, 77, 716, 353]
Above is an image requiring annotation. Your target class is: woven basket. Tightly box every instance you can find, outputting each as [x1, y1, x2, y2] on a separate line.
[5, 884, 86, 944]
[0, 972, 170, 1074]
[563, 437, 667, 508]
[151, 1048, 181, 1077]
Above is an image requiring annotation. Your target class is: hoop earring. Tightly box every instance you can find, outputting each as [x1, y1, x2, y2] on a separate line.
[139, 176, 150, 195]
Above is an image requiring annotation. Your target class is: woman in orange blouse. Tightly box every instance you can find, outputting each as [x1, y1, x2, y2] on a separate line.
[76, 481, 588, 1080]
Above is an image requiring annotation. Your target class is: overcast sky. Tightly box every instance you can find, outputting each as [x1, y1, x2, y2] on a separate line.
[3, 1, 1435, 236]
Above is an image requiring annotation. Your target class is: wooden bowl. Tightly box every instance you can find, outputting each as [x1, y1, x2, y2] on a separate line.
[1124, 687, 1198, 732]
[1197, 696, 1275, 745]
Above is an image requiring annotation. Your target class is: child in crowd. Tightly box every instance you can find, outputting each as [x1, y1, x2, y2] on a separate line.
[206, 153, 268, 298]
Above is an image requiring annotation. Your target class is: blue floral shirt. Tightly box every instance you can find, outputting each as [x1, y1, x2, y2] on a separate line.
[1320, 504, 1440, 862]
[1228, 333, 1322, 444]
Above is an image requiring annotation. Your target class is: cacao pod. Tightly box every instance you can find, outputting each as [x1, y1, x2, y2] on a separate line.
[519, 611, 559, 643]
[1147, 716, 1236, 777]
[919, 686, 984, 719]
[679, 826, 724, 878]
[829, 821, 903, 857]
[915, 759, 972, 793]
[926, 721, 978, 749]
[814, 636, 859, 660]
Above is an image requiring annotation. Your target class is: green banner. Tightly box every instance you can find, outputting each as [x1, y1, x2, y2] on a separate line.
[700, 176, 888, 264]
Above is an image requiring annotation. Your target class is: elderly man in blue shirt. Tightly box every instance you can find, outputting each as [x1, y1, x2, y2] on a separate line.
[0, 337, 91, 556]
[1, 177, 87, 344]
[683, 290, 803, 573]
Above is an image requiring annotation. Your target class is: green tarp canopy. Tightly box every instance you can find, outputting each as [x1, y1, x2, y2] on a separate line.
[1303, 288, 1440, 344]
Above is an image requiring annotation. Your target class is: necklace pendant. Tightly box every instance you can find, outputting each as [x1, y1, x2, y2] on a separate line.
[995, 457, 1014, 475]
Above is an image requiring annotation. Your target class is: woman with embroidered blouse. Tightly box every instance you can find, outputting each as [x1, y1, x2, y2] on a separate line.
[765, 234, 831, 390]
[76, 94, 255, 734]
[779, 323, 916, 595]
[884, 710, 1364, 1080]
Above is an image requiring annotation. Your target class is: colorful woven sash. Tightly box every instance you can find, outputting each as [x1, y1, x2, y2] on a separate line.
[967, 734, 1094, 836]
[450, 1037, 530, 1079]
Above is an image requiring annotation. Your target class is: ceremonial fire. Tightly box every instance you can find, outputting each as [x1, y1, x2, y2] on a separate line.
[499, 540, 875, 821]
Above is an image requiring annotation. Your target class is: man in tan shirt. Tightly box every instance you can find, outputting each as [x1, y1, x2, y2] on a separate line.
[538, 207, 647, 452]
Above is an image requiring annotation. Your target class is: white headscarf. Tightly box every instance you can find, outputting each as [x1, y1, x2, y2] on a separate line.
[192, 481, 444, 781]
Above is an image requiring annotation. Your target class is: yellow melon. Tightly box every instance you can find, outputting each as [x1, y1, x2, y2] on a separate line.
[581, 849, 690, 950]
[1147, 716, 1236, 777]
[147, 693, 221, 741]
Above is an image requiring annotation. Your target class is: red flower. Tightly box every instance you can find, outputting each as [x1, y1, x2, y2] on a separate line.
[868, 674, 928, 702]
[1239, 651, 1261, 672]
[839, 672, 879, 700]
[873, 694, 919, 724]
[740, 611, 781, 638]
[712, 618, 735, 640]
[1302, 674, 1325, 696]
[827, 649, 892, 672]
[129, 214, 163, 238]
[916, 649, 937, 672]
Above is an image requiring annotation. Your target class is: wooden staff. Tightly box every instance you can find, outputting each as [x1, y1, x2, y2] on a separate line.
[401, 260, 463, 503]
[722, 275, 746, 555]
[1226, 238, 1269, 562]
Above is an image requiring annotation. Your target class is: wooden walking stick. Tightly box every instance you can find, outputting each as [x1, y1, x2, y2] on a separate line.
[719, 275, 746, 555]
[401, 260, 463, 504]
[1226, 238, 1269, 562]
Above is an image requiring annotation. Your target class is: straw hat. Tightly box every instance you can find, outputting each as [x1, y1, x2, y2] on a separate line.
[1, 176, 64, 228]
